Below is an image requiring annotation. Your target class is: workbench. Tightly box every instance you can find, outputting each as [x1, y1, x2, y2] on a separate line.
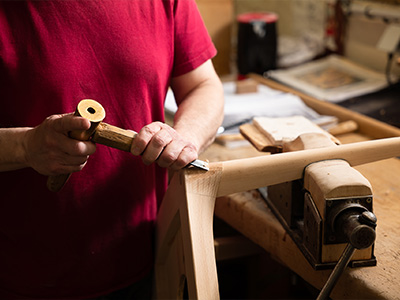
[200, 76, 400, 299]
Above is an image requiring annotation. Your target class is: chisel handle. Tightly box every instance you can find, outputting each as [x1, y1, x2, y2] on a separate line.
[93, 124, 209, 171]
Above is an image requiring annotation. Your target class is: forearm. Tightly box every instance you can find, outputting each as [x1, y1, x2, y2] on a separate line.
[171, 60, 224, 155]
[0, 115, 95, 175]
[173, 79, 224, 154]
[130, 60, 223, 170]
[0, 127, 30, 172]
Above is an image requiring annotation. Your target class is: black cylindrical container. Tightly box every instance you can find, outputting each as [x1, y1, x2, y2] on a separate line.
[237, 12, 278, 76]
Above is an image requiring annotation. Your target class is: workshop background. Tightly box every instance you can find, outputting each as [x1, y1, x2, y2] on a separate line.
[197, 0, 400, 128]
[193, 0, 400, 299]
[197, 0, 400, 76]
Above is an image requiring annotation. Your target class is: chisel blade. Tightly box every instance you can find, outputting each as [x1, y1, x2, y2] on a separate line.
[188, 159, 209, 171]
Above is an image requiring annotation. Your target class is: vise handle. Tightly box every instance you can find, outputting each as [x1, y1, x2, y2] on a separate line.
[317, 210, 377, 300]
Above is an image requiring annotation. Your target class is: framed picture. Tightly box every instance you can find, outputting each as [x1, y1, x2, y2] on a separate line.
[268, 55, 392, 103]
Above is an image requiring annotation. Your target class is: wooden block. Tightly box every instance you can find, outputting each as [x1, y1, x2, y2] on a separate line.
[239, 123, 282, 153]
[235, 78, 259, 94]
[240, 116, 340, 153]
[327, 120, 358, 136]
[253, 115, 336, 146]
[282, 132, 338, 152]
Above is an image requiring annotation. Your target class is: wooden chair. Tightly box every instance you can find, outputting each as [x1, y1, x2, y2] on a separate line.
[154, 136, 400, 299]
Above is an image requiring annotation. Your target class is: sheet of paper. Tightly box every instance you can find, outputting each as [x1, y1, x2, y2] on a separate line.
[165, 82, 337, 134]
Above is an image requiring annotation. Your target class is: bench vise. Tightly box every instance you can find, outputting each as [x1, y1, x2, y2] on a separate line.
[240, 117, 378, 299]
[263, 151, 377, 270]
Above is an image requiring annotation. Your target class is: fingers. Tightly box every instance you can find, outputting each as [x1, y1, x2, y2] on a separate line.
[24, 114, 97, 176]
[131, 122, 198, 171]
[56, 133, 97, 157]
[43, 114, 96, 158]
[131, 122, 173, 157]
[46, 153, 90, 175]
[52, 113, 92, 134]
[164, 144, 198, 171]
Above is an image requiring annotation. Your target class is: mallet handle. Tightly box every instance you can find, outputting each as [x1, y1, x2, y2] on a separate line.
[47, 100, 106, 192]
[92, 122, 137, 152]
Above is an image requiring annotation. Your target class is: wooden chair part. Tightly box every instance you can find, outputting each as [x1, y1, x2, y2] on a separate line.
[154, 136, 400, 299]
[155, 165, 223, 299]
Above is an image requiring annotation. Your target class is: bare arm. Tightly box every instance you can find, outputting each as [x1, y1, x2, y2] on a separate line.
[171, 59, 224, 154]
[0, 114, 96, 175]
[0, 127, 30, 172]
[131, 59, 224, 171]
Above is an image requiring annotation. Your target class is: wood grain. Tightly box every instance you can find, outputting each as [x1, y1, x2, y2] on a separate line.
[215, 136, 400, 197]
[213, 147, 400, 299]
[92, 122, 136, 152]
[155, 164, 223, 299]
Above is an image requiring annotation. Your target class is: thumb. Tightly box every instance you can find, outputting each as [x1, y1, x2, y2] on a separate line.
[52, 114, 91, 134]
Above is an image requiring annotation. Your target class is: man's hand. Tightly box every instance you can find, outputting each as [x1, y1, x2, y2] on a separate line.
[129, 59, 224, 172]
[23, 114, 97, 175]
[130, 121, 198, 171]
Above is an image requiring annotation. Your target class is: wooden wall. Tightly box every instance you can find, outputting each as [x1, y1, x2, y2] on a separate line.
[196, 0, 234, 75]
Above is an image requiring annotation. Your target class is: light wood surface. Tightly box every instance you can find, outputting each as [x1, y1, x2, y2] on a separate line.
[155, 134, 400, 299]
[210, 137, 400, 299]
[156, 76, 400, 299]
[214, 136, 400, 197]
[199, 76, 400, 299]
[92, 122, 136, 152]
[328, 120, 358, 136]
[155, 165, 223, 299]
[253, 116, 333, 145]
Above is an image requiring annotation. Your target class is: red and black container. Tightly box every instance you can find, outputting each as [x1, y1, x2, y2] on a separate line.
[237, 12, 278, 76]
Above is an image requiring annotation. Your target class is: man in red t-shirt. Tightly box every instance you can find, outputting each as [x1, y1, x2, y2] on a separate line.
[0, 1, 224, 299]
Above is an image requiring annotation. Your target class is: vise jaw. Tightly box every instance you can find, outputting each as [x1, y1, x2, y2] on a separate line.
[303, 159, 375, 268]
[262, 134, 377, 270]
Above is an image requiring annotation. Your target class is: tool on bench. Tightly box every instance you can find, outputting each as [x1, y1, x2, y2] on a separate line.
[240, 116, 378, 300]
[317, 211, 377, 300]
[47, 99, 209, 192]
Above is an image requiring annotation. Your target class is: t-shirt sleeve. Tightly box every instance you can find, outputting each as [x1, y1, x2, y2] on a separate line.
[172, 0, 217, 77]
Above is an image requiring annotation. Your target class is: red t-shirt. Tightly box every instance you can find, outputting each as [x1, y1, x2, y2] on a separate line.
[0, 1, 216, 298]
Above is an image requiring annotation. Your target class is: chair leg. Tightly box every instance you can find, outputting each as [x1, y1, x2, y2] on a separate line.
[155, 165, 223, 300]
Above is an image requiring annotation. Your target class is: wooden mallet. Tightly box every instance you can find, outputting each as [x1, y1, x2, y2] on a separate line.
[47, 99, 208, 192]
[47, 99, 107, 192]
